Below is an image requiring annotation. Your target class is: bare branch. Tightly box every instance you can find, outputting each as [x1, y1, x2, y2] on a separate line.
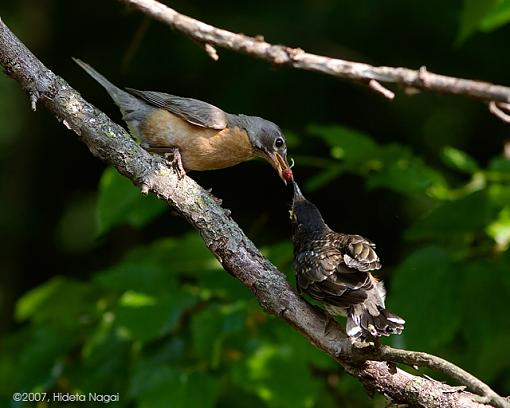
[119, 0, 510, 109]
[1, 18, 509, 408]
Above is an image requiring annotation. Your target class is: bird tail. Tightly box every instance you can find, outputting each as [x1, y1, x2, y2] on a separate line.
[346, 304, 405, 340]
[346, 282, 405, 339]
[73, 58, 146, 120]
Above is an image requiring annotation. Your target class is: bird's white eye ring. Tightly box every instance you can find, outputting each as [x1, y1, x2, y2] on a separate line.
[275, 137, 284, 148]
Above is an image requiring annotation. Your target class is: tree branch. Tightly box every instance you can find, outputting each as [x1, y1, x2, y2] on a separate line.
[119, 0, 510, 124]
[1, 17, 508, 408]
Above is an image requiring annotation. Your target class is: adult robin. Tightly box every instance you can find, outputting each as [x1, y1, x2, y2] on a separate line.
[74, 59, 293, 183]
[290, 181, 404, 340]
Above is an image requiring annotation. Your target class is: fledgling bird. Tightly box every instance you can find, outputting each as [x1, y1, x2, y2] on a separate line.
[290, 181, 405, 340]
[73, 59, 293, 183]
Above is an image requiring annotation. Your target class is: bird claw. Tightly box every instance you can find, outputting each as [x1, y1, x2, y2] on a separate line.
[164, 148, 186, 180]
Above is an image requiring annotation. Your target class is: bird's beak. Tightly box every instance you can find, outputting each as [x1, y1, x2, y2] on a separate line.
[292, 181, 305, 201]
[268, 151, 293, 184]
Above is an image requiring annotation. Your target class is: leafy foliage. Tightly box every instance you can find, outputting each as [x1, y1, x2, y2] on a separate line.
[458, 0, 510, 42]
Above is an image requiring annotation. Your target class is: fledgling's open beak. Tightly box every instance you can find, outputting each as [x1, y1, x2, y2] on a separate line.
[268, 151, 293, 185]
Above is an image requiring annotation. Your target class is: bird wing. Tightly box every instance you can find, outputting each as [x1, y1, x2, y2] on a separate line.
[295, 233, 380, 308]
[342, 234, 381, 272]
[125, 88, 228, 130]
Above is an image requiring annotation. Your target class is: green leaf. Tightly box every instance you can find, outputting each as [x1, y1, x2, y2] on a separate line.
[232, 343, 320, 408]
[486, 206, 510, 248]
[406, 191, 491, 240]
[261, 241, 294, 274]
[94, 234, 220, 295]
[367, 156, 444, 196]
[440, 146, 479, 174]
[480, 0, 510, 32]
[191, 302, 246, 366]
[15, 277, 97, 326]
[115, 292, 197, 342]
[55, 194, 98, 252]
[457, 0, 500, 43]
[17, 326, 79, 390]
[460, 261, 510, 381]
[303, 167, 343, 192]
[133, 367, 219, 408]
[390, 246, 461, 350]
[96, 166, 166, 234]
[72, 322, 131, 394]
[488, 157, 510, 174]
[308, 125, 378, 168]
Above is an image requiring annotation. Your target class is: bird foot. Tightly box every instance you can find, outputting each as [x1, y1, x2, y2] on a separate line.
[164, 148, 186, 180]
[206, 188, 223, 206]
[351, 338, 374, 349]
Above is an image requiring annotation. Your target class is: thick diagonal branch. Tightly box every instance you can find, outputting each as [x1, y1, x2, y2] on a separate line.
[119, 0, 510, 121]
[0, 18, 508, 408]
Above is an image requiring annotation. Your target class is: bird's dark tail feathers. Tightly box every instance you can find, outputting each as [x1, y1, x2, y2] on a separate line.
[73, 58, 144, 117]
[346, 305, 405, 340]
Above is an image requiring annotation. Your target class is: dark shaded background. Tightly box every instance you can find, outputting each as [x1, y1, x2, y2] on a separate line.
[1, 0, 509, 407]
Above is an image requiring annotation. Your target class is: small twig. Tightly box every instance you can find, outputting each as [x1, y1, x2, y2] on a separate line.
[119, 0, 510, 105]
[204, 43, 218, 60]
[377, 346, 510, 408]
[489, 101, 510, 123]
[368, 79, 395, 99]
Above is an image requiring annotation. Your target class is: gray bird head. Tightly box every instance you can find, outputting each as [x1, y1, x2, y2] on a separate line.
[290, 181, 328, 235]
[233, 114, 293, 184]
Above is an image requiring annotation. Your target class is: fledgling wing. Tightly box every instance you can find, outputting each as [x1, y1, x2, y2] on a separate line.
[295, 233, 380, 308]
[125, 88, 228, 130]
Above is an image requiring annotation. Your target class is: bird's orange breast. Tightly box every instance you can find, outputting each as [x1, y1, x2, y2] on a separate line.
[140, 109, 254, 171]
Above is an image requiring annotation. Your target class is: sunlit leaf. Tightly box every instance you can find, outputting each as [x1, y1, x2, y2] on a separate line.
[96, 166, 166, 235]
[115, 292, 197, 342]
[15, 277, 97, 326]
[308, 125, 378, 168]
[441, 146, 479, 174]
[486, 206, 510, 248]
[480, 0, 510, 32]
[232, 343, 320, 408]
[457, 0, 499, 43]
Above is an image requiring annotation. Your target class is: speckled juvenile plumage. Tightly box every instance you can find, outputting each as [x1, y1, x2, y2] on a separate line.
[290, 182, 405, 340]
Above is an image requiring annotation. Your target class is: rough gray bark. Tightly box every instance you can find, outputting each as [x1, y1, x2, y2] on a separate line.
[1, 17, 509, 408]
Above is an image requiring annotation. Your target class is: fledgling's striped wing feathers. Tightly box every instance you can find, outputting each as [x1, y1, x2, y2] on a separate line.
[294, 232, 380, 309]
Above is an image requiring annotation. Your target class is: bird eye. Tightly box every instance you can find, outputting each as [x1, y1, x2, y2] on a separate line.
[275, 137, 284, 148]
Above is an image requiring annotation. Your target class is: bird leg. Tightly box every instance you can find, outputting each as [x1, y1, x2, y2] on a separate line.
[141, 144, 186, 179]
[165, 148, 186, 180]
[324, 315, 335, 336]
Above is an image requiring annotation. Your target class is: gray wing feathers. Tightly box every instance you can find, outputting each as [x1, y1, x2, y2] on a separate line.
[125, 88, 228, 130]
